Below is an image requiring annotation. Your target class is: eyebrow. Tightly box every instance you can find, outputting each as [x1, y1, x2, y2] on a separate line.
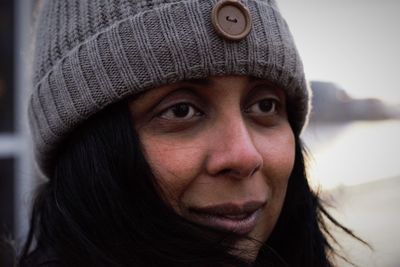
[249, 76, 267, 83]
[177, 75, 273, 86]
[131, 78, 211, 103]
[182, 76, 265, 86]
[180, 78, 211, 87]
[134, 76, 270, 100]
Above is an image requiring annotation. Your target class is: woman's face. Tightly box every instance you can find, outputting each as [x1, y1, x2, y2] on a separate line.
[130, 75, 295, 260]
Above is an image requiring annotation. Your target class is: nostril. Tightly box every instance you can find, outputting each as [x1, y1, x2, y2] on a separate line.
[250, 163, 261, 177]
[218, 168, 234, 177]
[216, 163, 261, 179]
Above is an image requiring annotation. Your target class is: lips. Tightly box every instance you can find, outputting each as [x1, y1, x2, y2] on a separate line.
[187, 201, 265, 235]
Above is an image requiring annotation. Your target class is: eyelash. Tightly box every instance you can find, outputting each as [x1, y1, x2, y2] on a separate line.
[158, 97, 279, 121]
[244, 98, 279, 115]
[159, 102, 203, 120]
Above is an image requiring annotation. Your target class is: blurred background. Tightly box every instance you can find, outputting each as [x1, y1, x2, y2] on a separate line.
[279, 1, 400, 266]
[0, 0, 399, 266]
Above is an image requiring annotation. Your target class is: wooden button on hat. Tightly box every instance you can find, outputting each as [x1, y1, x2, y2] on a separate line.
[211, 0, 252, 41]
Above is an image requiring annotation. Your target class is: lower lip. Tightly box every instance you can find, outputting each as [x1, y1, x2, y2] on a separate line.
[188, 208, 262, 235]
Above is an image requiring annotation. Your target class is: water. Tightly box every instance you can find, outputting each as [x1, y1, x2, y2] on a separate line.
[302, 119, 400, 266]
[302, 119, 400, 189]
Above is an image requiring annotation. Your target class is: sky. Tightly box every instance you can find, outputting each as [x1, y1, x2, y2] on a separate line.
[275, 1, 400, 190]
[277, 0, 400, 105]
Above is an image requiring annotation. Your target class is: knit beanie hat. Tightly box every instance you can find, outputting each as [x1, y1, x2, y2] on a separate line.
[30, 0, 310, 178]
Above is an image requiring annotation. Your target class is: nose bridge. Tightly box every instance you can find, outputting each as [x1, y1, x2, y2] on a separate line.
[206, 114, 263, 178]
[223, 116, 254, 152]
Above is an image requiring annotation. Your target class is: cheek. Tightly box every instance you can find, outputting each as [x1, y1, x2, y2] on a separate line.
[139, 135, 205, 206]
[254, 127, 295, 239]
[258, 126, 295, 187]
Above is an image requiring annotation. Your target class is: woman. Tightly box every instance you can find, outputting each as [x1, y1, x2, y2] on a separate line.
[19, 0, 362, 266]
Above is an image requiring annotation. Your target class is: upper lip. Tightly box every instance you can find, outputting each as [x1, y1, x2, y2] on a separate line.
[189, 201, 266, 216]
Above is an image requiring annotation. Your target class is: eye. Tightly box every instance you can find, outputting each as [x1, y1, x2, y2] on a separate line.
[246, 98, 278, 115]
[159, 103, 202, 120]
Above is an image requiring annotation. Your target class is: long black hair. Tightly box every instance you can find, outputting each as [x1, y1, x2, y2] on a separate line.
[19, 101, 362, 267]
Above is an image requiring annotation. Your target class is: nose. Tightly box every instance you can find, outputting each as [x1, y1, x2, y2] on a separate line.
[206, 118, 263, 180]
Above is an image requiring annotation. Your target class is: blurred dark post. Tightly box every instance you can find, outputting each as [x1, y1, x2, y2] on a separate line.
[0, 0, 15, 133]
[0, 0, 16, 265]
[1, 0, 34, 265]
[0, 159, 15, 266]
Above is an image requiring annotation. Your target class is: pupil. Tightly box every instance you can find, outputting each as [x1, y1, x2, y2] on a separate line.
[259, 100, 273, 112]
[173, 104, 190, 117]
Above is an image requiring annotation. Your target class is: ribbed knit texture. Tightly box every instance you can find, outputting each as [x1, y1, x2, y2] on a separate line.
[30, 0, 310, 177]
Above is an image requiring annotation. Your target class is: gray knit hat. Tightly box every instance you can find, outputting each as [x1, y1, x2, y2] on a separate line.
[30, 0, 310, 178]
